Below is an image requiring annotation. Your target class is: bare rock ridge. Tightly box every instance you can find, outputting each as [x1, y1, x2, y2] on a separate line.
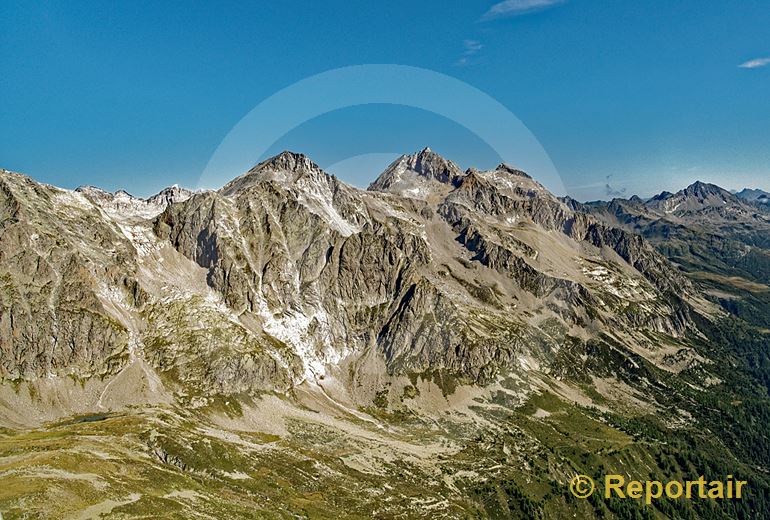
[75, 184, 194, 219]
[220, 151, 325, 195]
[146, 184, 194, 206]
[1, 154, 709, 397]
[368, 147, 464, 198]
[0, 170, 137, 380]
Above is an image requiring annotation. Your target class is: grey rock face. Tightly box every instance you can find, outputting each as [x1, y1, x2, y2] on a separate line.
[439, 166, 692, 334]
[145, 185, 194, 206]
[155, 151, 699, 385]
[0, 151, 708, 395]
[1, 171, 132, 380]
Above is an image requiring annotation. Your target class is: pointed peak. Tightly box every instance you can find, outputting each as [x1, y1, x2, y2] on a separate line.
[252, 151, 321, 175]
[221, 151, 329, 196]
[650, 190, 673, 201]
[146, 184, 194, 206]
[494, 163, 532, 179]
[113, 189, 138, 199]
[645, 181, 743, 214]
[685, 180, 714, 190]
[368, 148, 463, 197]
[681, 181, 731, 199]
[404, 147, 462, 183]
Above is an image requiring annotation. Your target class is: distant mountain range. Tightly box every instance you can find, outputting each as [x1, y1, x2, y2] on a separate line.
[1, 151, 769, 518]
[735, 187, 770, 204]
[572, 180, 770, 324]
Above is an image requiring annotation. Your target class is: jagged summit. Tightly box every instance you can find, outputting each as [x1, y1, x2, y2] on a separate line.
[74, 185, 114, 204]
[651, 181, 733, 203]
[368, 147, 464, 198]
[644, 180, 740, 214]
[220, 149, 541, 203]
[404, 147, 463, 184]
[680, 180, 733, 200]
[220, 151, 328, 196]
[75, 184, 192, 206]
[73, 183, 193, 220]
[494, 163, 532, 179]
[650, 190, 673, 202]
[454, 162, 552, 203]
[253, 150, 320, 175]
[146, 184, 193, 206]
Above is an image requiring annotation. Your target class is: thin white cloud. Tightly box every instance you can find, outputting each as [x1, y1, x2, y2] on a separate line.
[456, 39, 484, 66]
[463, 39, 483, 54]
[481, 0, 566, 21]
[738, 57, 770, 69]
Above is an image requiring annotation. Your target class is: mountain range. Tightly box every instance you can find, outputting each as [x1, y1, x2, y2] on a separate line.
[573, 180, 770, 329]
[1, 150, 769, 518]
[736, 187, 770, 204]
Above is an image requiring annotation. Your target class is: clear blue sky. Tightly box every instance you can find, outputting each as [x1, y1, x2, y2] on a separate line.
[1, 0, 769, 200]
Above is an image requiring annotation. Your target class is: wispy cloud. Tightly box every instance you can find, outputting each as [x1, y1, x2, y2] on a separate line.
[456, 39, 483, 66]
[481, 0, 566, 21]
[738, 57, 770, 69]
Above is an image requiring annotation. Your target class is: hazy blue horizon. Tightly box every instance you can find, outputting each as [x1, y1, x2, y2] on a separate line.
[2, 1, 769, 200]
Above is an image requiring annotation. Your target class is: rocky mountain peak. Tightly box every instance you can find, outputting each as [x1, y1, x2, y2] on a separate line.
[146, 184, 194, 206]
[494, 163, 532, 179]
[73, 183, 194, 219]
[650, 190, 673, 202]
[458, 164, 551, 201]
[368, 147, 463, 198]
[220, 151, 328, 196]
[407, 147, 462, 184]
[257, 150, 319, 174]
[643, 181, 742, 215]
[74, 185, 114, 203]
[681, 181, 731, 201]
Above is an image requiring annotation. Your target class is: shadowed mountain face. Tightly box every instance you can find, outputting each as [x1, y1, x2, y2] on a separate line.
[1, 156, 769, 518]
